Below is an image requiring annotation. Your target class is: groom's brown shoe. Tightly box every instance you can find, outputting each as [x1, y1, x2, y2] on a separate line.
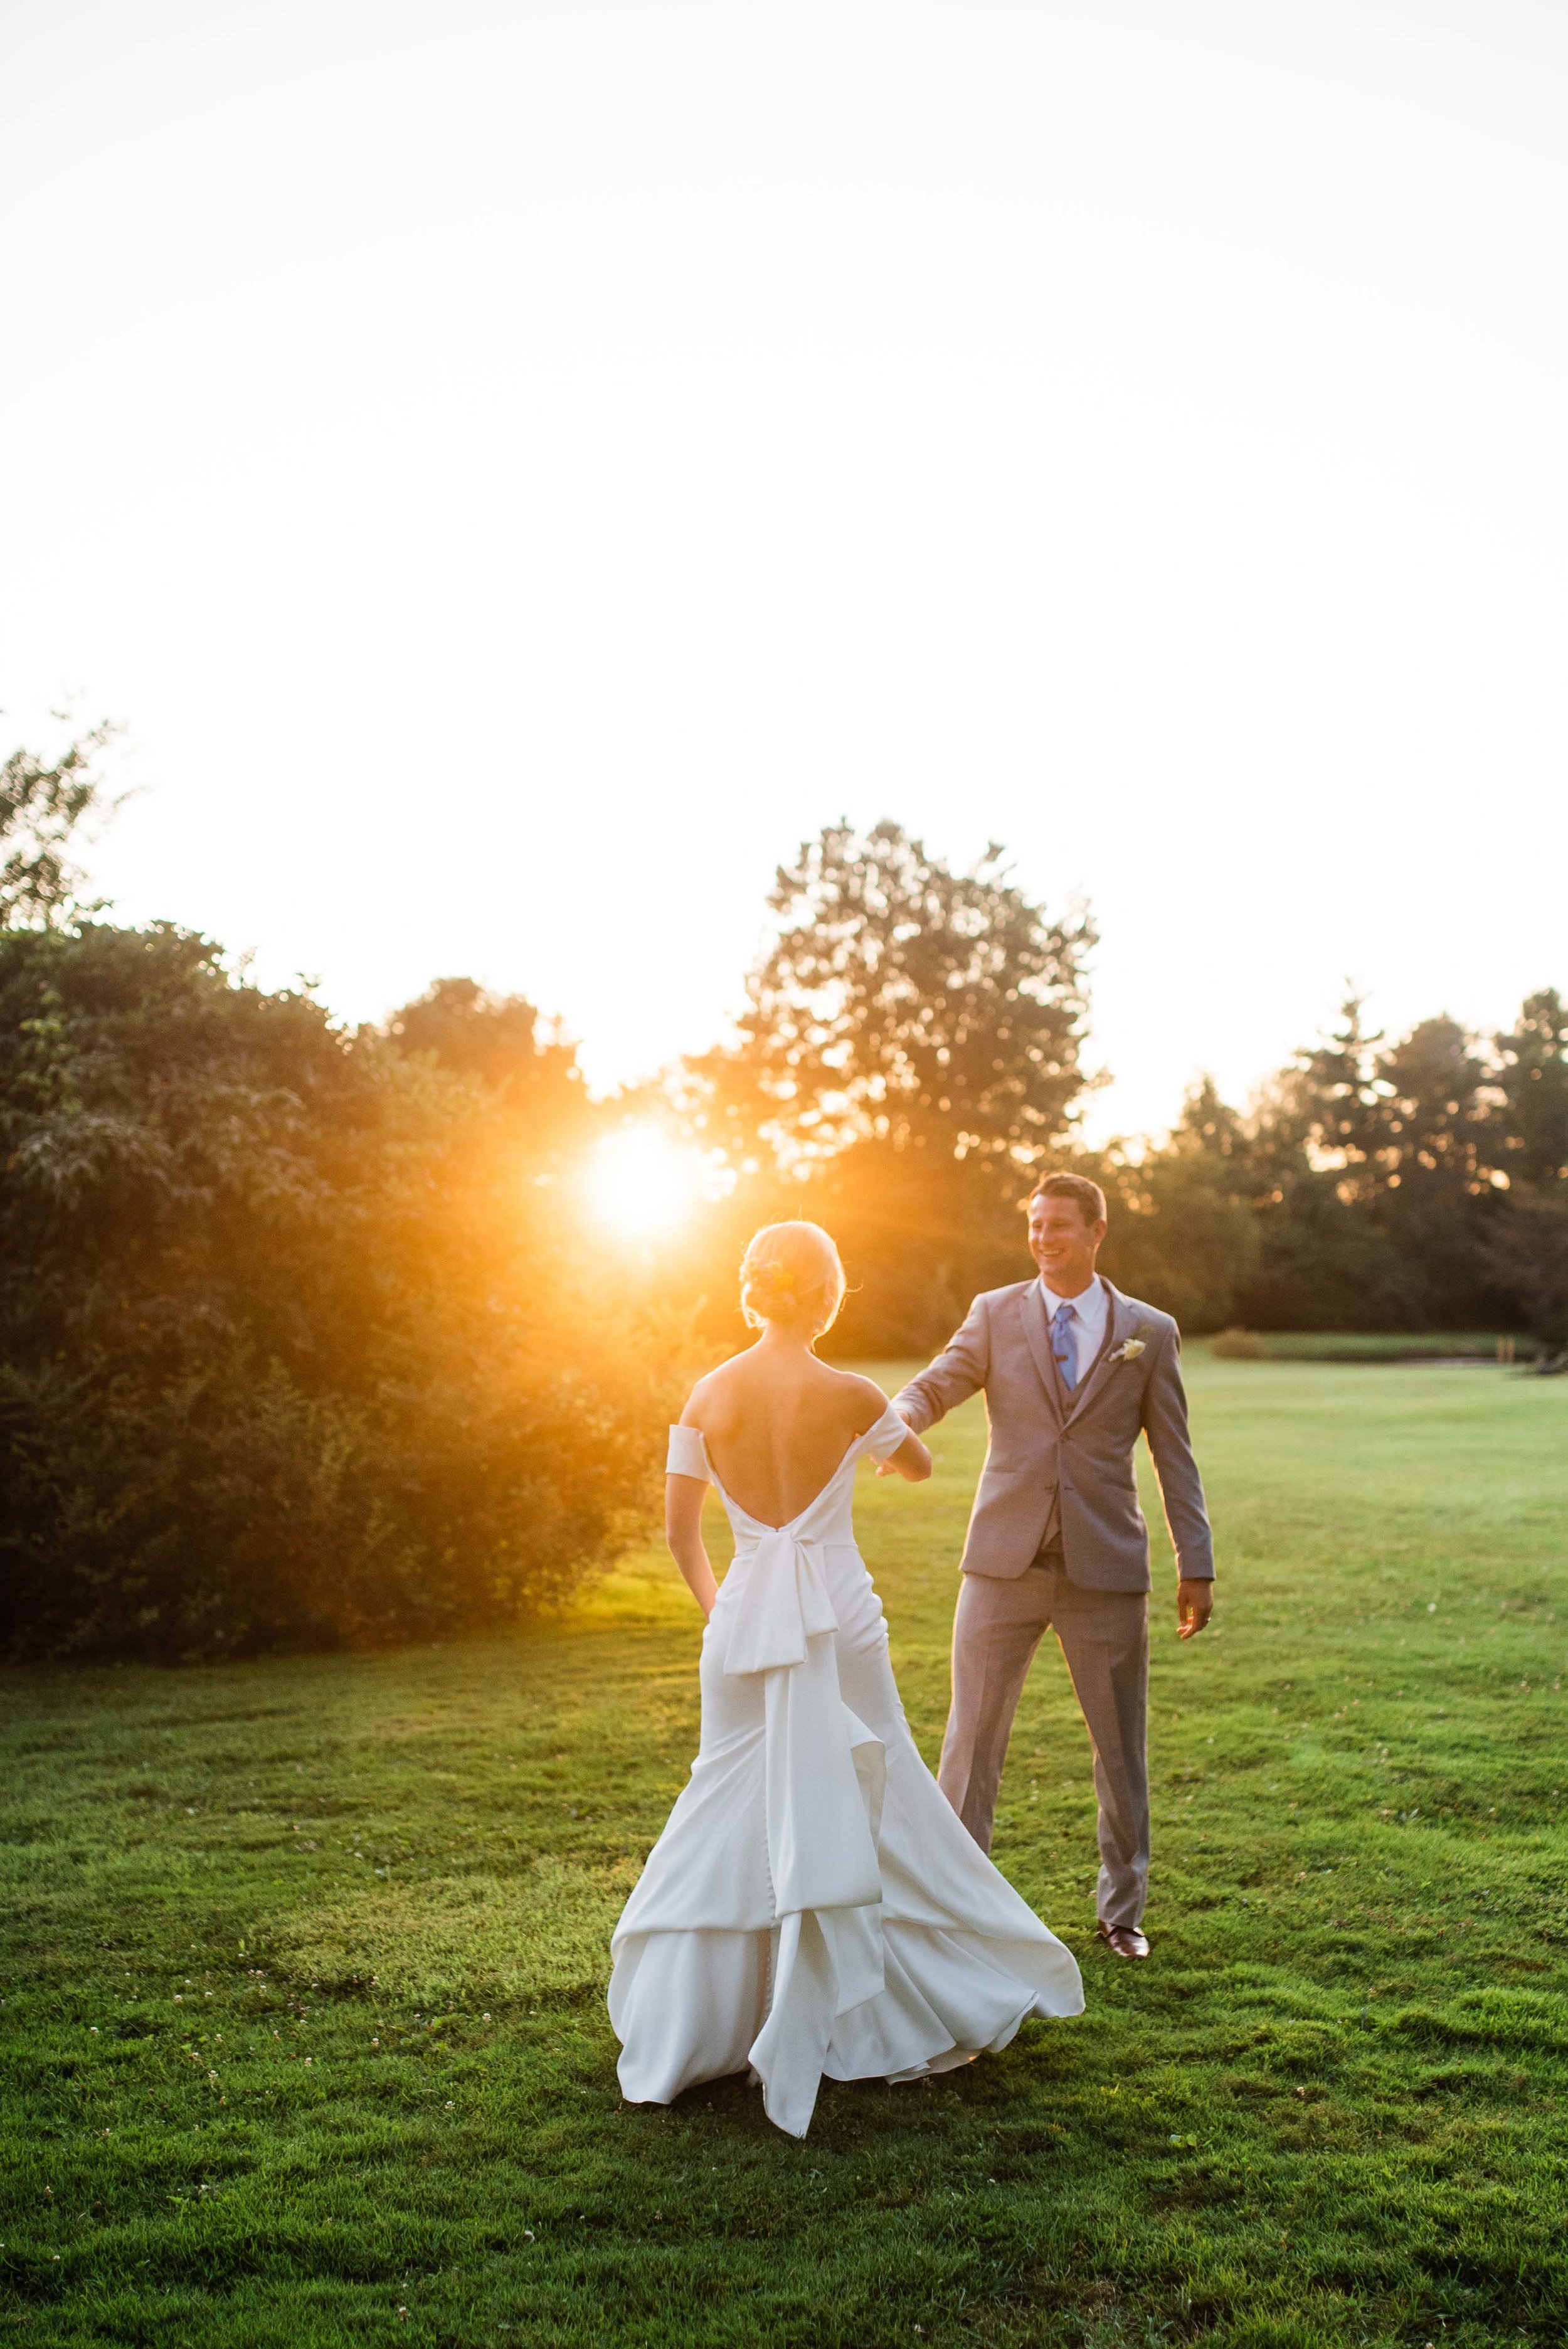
[1098, 1922, 1150, 1961]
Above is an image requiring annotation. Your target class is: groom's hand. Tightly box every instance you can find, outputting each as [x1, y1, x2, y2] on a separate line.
[1176, 1579, 1214, 1640]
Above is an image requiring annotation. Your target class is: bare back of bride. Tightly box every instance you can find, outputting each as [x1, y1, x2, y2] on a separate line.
[608, 1221, 1084, 2139]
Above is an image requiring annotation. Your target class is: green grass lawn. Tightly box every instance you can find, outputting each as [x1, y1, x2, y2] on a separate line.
[3, 1353, 1565, 2348]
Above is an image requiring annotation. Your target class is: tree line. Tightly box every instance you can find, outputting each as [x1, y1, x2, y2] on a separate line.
[660, 819, 1567, 1359]
[2, 738, 1562, 1661]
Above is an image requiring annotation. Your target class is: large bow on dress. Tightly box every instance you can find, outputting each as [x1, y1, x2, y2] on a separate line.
[720, 1525, 839, 1675]
[714, 1514, 887, 2055]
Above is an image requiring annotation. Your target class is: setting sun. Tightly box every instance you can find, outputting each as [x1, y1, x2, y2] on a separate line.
[585, 1124, 722, 1239]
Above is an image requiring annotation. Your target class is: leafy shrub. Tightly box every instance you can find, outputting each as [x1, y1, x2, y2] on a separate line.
[1210, 1328, 1268, 1360]
[0, 921, 687, 1662]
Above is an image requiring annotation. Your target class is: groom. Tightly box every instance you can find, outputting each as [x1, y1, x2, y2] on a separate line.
[890, 1173, 1214, 1960]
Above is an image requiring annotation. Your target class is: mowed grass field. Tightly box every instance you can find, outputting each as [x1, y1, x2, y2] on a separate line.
[3, 1354, 1565, 2349]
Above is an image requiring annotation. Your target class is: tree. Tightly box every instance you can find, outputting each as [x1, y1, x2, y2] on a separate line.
[0, 721, 117, 928]
[1167, 1073, 1256, 1173]
[1483, 990, 1568, 1358]
[1287, 995, 1388, 1201]
[386, 975, 587, 1153]
[1373, 1017, 1496, 1192]
[1096, 1147, 1261, 1334]
[1210, 1002, 1514, 1330]
[1495, 989, 1568, 1190]
[694, 820, 1094, 1170]
[1364, 1017, 1507, 1322]
[1482, 1187, 1568, 1354]
[0, 916, 683, 1663]
[1069, 1081, 1262, 1334]
[389, 974, 569, 1088]
[1235, 1169, 1421, 1331]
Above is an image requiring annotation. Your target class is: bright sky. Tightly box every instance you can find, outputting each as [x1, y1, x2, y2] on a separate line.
[3, 0, 1565, 1138]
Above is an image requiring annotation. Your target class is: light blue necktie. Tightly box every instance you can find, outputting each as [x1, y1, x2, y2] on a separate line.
[1051, 1300, 1079, 1392]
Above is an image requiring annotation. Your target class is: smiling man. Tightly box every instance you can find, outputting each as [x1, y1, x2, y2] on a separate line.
[889, 1173, 1215, 1960]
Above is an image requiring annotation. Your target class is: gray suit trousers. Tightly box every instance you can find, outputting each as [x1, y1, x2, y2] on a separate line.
[937, 1559, 1150, 1931]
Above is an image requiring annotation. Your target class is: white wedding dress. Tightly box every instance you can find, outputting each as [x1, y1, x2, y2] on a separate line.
[608, 1402, 1084, 2137]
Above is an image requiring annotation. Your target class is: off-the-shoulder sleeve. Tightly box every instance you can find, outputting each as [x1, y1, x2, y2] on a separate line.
[665, 1424, 712, 1481]
[859, 1402, 911, 1461]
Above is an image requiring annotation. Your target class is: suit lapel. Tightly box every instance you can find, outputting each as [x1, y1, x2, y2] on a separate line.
[1061, 1282, 1136, 1427]
[1017, 1281, 1064, 1426]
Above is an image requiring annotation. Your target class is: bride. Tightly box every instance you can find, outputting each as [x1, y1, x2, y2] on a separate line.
[608, 1220, 1084, 2138]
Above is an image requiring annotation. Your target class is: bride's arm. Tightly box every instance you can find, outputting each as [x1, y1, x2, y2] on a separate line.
[665, 1474, 719, 1618]
[879, 1426, 933, 1482]
[845, 1376, 932, 1483]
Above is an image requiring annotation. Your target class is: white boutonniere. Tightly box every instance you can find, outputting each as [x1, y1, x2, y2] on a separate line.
[1111, 1336, 1147, 1364]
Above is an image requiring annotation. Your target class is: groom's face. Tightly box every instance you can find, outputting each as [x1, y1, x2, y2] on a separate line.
[1027, 1196, 1107, 1295]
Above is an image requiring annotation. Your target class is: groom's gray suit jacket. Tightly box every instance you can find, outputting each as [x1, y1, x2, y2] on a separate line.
[893, 1278, 1214, 1593]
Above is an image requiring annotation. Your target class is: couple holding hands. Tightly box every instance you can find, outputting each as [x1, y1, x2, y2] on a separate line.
[608, 1174, 1215, 2138]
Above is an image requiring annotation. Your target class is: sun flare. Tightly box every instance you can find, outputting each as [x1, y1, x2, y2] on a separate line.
[585, 1124, 719, 1239]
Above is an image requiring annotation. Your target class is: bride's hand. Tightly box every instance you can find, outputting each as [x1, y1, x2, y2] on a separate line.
[876, 1428, 933, 1482]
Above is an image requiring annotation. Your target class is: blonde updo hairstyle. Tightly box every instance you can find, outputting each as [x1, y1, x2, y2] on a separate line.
[739, 1221, 847, 1338]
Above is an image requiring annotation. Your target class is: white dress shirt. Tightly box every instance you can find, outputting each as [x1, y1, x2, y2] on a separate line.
[1037, 1272, 1110, 1376]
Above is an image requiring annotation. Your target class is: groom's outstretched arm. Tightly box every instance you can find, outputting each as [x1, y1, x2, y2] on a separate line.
[892, 1298, 991, 1436]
